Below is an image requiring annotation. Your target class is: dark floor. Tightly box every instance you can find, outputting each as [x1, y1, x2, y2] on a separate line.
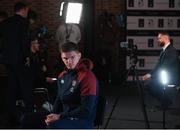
[100, 83, 180, 129]
[1, 76, 180, 129]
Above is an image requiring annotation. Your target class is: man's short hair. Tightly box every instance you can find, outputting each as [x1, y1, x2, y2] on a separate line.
[158, 31, 170, 37]
[60, 42, 80, 53]
[14, 2, 27, 12]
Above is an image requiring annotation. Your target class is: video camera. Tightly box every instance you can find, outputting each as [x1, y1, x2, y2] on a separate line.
[35, 25, 54, 49]
[37, 25, 48, 39]
[120, 41, 138, 66]
[120, 41, 137, 52]
[31, 25, 53, 66]
[36, 25, 54, 40]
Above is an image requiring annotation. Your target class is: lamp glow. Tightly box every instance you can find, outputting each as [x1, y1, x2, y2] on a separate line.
[160, 70, 168, 85]
[65, 3, 83, 24]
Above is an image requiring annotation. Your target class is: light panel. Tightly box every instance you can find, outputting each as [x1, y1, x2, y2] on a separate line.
[65, 3, 83, 24]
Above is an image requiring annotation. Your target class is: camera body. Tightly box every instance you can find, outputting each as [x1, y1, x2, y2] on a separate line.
[120, 41, 137, 52]
[120, 41, 138, 66]
[30, 25, 52, 69]
[35, 25, 53, 54]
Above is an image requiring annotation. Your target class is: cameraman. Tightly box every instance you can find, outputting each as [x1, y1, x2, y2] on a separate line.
[29, 34, 47, 89]
[2, 2, 35, 126]
[0, 11, 8, 75]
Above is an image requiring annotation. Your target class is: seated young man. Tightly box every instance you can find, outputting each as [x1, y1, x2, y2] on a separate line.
[20, 42, 98, 129]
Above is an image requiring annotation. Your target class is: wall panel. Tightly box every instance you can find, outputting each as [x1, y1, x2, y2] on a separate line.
[126, 0, 180, 81]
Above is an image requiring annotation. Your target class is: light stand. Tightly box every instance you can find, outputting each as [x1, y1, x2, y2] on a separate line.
[162, 85, 166, 129]
[59, 2, 83, 43]
[131, 63, 150, 129]
[160, 70, 169, 129]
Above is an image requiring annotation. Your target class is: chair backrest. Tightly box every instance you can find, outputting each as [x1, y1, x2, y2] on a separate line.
[94, 95, 107, 127]
[33, 88, 52, 112]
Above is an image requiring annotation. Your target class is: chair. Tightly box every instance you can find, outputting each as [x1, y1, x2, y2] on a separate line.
[94, 96, 107, 128]
[33, 88, 52, 112]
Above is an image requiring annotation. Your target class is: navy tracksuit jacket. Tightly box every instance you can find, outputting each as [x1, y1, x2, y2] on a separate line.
[48, 58, 98, 129]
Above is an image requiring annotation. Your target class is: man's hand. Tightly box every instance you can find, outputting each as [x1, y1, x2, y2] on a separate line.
[25, 57, 30, 67]
[42, 65, 47, 72]
[142, 73, 151, 81]
[45, 113, 60, 125]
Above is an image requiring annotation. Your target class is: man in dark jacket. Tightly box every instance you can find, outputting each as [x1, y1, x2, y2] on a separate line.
[2, 2, 34, 126]
[142, 31, 179, 107]
[0, 11, 8, 76]
[0, 11, 8, 58]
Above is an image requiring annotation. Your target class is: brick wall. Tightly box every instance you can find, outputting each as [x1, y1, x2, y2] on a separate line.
[95, 0, 126, 80]
[0, 0, 62, 75]
[0, 0, 61, 33]
[96, 0, 125, 14]
[0, 0, 125, 32]
[0, 0, 126, 78]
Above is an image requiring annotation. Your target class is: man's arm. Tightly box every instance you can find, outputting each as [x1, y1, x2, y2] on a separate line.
[59, 71, 97, 119]
[52, 78, 63, 114]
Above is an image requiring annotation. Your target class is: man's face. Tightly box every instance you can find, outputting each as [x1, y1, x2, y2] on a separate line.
[61, 51, 81, 69]
[157, 34, 166, 47]
[22, 7, 29, 18]
[31, 40, 39, 53]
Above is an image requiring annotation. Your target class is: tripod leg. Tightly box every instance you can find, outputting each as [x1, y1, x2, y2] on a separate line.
[134, 69, 150, 129]
[104, 67, 132, 129]
[162, 87, 166, 129]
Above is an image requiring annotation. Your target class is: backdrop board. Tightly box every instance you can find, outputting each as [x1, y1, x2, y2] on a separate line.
[126, 0, 180, 81]
[127, 36, 180, 50]
[127, 16, 180, 30]
[127, 0, 180, 10]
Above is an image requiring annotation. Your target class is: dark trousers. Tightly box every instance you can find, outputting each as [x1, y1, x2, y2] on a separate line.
[144, 78, 173, 107]
[47, 118, 93, 129]
[6, 64, 34, 120]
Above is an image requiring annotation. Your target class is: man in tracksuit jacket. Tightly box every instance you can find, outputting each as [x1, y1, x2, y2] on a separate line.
[44, 42, 98, 129]
[20, 42, 98, 129]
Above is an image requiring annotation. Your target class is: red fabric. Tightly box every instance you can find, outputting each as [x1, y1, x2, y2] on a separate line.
[57, 58, 97, 96]
[58, 70, 67, 77]
[78, 70, 96, 96]
[76, 59, 96, 96]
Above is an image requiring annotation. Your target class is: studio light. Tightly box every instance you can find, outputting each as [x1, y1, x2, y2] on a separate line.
[66, 3, 82, 24]
[59, 1, 83, 24]
[160, 70, 169, 85]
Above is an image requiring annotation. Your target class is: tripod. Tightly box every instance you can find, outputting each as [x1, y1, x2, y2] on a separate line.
[104, 58, 150, 129]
